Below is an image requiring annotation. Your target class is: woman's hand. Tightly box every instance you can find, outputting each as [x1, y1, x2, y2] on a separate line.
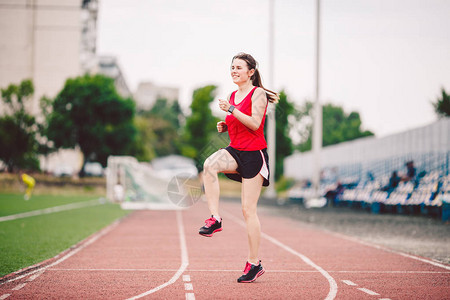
[217, 121, 228, 132]
[219, 99, 231, 112]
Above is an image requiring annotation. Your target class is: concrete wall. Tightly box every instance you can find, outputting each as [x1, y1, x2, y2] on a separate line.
[284, 118, 450, 180]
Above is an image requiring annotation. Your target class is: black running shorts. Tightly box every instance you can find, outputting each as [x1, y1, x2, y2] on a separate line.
[224, 146, 270, 187]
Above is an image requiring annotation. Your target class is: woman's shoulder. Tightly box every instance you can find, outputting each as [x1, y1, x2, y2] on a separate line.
[228, 90, 237, 101]
[252, 87, 267, 100]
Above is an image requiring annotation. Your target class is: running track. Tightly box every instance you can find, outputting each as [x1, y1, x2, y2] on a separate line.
[1, 200, 449, 299]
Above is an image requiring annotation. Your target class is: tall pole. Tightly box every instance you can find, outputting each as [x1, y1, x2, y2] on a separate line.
[312, 0, 322, 198]
[266, 0, 276, 198]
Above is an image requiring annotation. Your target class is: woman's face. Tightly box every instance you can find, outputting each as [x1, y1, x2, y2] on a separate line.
[231, 58, 254, 84]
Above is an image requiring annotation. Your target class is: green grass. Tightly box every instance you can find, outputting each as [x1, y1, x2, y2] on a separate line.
[0, 194, 130, 277]
[0, 194, 97, 217]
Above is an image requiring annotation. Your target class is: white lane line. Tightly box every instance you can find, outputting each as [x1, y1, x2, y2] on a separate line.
[331, 270, 450, 274]
[126, 210, 188, 300]
[223, 210, 338, 300]
[2, 217, 121, 285]
[186, 293, 195, 300]
[12, 283, 27, 290]
[47, 268, 180, 272]
[0, 294, 10, 300]
[45, 268, 449, 274]
[342, 280, 357, 286]
[320, 230, 450, 271]
[0, 198, 105, 222]
[184, 283, 193, 291]
[183, 275, 191, 282]
[357, 288, 380, 296]
[379, 298, 391, 300]
[26, 270, 44, 282]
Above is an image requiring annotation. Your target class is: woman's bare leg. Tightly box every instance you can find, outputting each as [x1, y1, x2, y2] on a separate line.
[241, 174, 264, 264]
[203, 149, 238, 216]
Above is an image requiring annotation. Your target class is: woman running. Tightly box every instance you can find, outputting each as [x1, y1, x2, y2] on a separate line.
[198, 52, 278, 283]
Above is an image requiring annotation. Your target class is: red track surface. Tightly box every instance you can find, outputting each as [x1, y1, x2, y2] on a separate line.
[1, 200, 449, 299]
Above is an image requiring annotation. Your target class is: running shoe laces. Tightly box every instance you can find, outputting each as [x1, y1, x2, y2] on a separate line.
[204, 217, 217, 228]
[198, 215, 223, 237]
[243, 262, 252, 274]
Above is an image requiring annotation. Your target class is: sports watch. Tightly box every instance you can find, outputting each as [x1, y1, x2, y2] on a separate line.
[228, 105, 235, 114]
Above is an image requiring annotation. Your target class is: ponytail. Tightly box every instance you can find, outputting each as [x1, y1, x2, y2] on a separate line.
[232, 52, 279, 104]
[252, 69, 279, 104]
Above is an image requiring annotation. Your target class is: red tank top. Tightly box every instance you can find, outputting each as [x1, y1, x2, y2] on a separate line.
[225, 87, 268, 151]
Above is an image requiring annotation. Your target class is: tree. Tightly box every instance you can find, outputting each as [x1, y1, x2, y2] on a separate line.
[265, 91, 294, 180]
[433, 88, 450, 118]
[132, 98, 185, 160]
[297, 102, 374, 152]
[0, 79, 41, 171]
[182, 85, 220, 170]
[46, 74, 136, 174]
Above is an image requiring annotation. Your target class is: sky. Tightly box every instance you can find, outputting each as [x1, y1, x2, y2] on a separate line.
[97, 0, 450, 138]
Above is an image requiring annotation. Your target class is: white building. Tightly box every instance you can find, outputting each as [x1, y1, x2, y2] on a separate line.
[0, 0, 100, 174]
[134, 81, 179, 110]
[95, 55, 131, 98]
[0, 0, 99, 115]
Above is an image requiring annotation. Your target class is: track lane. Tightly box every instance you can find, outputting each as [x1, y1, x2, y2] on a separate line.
[1, 199, 449, 299]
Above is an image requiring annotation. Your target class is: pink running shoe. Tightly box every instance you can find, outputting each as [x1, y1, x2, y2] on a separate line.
[199, 216, 222, 237]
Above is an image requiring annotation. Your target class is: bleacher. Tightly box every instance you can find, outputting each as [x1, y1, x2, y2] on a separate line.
[288, 153, 450, 222]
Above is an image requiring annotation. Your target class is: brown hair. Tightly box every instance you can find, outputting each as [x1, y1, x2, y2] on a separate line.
[232, 52, 279, 103]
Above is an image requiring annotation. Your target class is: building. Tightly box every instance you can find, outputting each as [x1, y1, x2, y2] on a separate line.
[95, 55, 131, 98]
[134, 81, 179, 110]
[0, 0, 101, 174]
[0, 0, 99, 115]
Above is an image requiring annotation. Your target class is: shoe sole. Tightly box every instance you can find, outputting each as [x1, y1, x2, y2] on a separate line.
[199, 228, 222, 237]
[238, 269, 265, 283]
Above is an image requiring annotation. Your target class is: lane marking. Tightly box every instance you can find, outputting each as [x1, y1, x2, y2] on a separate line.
[26, 271, 44, 282]
[357, 288, 380, 296]
[342, 280, 357, 286]
[0, 198, 104, 222]
[315, 228, 450, 271]
[184, 283, 193, 291]
[0, 294, 10, 300]
[47, 268, 180, 272]
[1, 217, 122, 285]
[44, 268, 449, 274]
[183, 275, 191, 282]
[222, 210, 338, 300]
[12, 283, 26, 291]
[126, 210, 188, 300]
[186, 293, 195, 300]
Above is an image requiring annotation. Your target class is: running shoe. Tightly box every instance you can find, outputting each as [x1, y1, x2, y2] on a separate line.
[237, 260, 265, 283]
[198, 216, 222, 237]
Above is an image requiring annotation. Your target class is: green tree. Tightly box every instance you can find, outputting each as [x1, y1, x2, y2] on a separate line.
[0, 79, 41, 171]
[275, 91, 294, 180]
[130, 115, 157, 161]
[182, 85, 220, 170]
[297, 102, 374, 152]
[133, 98, 184, 159]
[45, 74, 136, 174]
[433, 88, 450, 118]
[265, 91, 294, 180]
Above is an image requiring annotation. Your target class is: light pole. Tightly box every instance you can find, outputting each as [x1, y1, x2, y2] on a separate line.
[312, 0, 322, 199]
[266, 0, 277, 198]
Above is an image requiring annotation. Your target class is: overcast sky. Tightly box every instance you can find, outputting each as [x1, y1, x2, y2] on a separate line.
[97, 0, 450, 138]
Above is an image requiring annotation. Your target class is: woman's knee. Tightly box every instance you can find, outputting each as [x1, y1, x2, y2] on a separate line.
[242, 205, 257, 220]
[203, 156, 218, 177]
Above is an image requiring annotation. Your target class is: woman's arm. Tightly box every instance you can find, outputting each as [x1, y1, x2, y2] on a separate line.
[219, 88, 267, 131]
